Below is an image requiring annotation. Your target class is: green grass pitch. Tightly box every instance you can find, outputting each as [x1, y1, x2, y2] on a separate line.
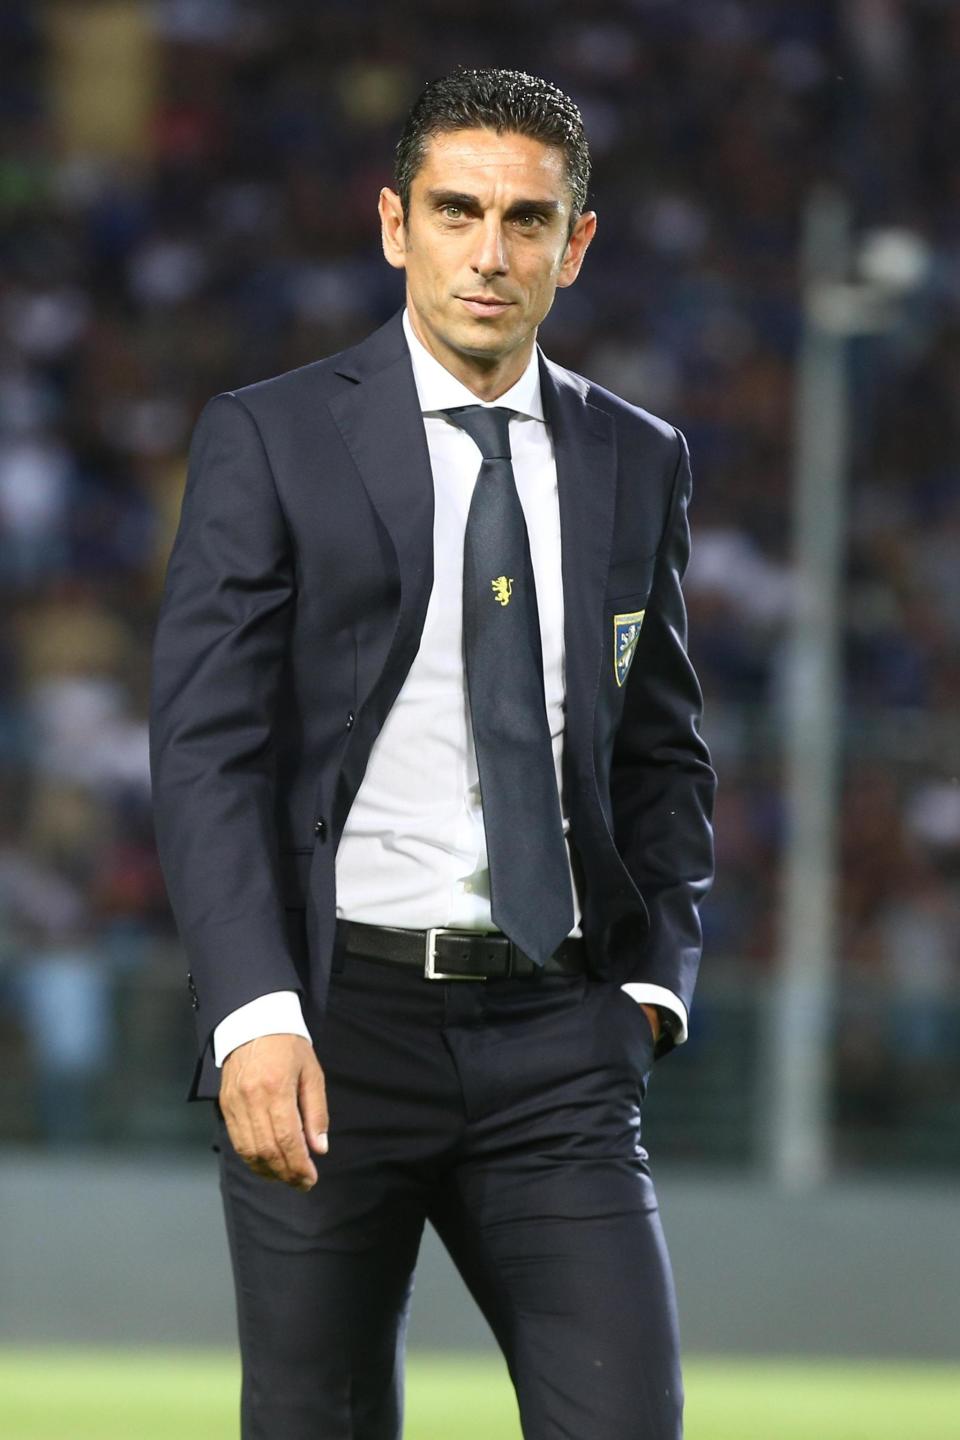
[1, 1349, 957, 1438]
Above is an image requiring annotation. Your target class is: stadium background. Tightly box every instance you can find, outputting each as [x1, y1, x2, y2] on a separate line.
[0, 1, 958, 1435]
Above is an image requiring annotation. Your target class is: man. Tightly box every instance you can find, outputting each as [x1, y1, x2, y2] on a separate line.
[150, 67, 714, 1440]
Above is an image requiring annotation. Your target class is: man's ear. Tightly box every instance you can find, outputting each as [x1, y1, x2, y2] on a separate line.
[556, 210, 597, 289]
[379, 187, 407, 271]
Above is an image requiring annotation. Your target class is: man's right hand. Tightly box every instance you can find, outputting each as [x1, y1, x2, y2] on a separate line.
[219, 1035, 329, 1191]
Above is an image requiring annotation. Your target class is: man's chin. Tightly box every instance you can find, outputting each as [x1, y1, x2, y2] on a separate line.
[442, 318, 523, 362]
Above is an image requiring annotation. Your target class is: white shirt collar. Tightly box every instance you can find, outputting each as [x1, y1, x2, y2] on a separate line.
[402, 307, 544, 421]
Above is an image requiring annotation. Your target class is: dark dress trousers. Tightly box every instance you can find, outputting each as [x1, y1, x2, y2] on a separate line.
[149, 309, 715, 1439]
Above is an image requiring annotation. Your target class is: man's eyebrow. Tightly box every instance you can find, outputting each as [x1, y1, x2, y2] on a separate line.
[425, 189, 482, 210]
[504, 198, 562, 219]
[425, 188, 562, 218]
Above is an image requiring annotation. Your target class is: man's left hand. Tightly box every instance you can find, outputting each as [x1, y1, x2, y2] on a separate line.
[640, 1003, 661, 1044]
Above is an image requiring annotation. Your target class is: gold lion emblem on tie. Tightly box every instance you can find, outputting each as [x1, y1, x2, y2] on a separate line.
[491, 576, 513, 607]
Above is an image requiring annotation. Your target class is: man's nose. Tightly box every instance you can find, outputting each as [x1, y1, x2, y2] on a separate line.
[470, 217, 508, 278]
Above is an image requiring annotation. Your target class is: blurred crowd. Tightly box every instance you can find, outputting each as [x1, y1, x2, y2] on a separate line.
[0, 0, 957, 1156]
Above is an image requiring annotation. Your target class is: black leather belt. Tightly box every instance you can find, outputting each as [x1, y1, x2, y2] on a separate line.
[336, 920, 587, 981]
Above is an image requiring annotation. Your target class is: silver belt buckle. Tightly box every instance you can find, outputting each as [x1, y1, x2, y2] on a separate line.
[424, 928, 487, 980]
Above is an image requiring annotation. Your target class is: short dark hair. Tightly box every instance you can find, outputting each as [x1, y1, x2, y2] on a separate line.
[395, 67, 591, 222]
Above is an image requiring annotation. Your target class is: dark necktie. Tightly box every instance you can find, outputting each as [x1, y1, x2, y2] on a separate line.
[444, 404, 575, 965]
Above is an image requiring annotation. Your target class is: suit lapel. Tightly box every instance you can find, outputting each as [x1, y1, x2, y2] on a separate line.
[539, 353, 618, 785]
[327, 313, 435, 603]
[327, 312, 435, 697]
[326, 313, 436, 827]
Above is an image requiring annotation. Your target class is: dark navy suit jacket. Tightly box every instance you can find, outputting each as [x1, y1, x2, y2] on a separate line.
[149, 310, 715, 1099]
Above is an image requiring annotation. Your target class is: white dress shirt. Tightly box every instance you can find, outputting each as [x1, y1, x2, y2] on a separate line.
[213, 311, 686, 1065]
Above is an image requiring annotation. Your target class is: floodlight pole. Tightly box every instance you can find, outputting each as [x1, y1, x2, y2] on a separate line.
[766, 189, 852, 1189]
[760, 195, 927, 1187]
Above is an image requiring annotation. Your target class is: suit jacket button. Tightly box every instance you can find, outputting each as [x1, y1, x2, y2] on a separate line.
[346, 711, 355, 730]
[314, 817, 327, 839]
[191, 996, 200, 1010]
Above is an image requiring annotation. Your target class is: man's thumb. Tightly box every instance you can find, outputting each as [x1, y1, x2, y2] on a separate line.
[300, 1058, 329, 1156]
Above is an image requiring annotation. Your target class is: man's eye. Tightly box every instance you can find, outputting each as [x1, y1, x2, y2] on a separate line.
[515, 213, 543, 229]
[442, 204, 463, 219]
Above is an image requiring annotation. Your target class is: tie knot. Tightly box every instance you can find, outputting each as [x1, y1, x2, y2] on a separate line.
[444, 405, 513, 460]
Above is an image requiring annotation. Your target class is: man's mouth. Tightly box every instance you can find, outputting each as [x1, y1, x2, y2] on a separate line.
[458, 295, 514, 317]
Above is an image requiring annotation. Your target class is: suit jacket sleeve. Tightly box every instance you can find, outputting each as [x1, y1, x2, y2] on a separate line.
[610, 426, 716, 1033]
[149, 393, 305, 1061]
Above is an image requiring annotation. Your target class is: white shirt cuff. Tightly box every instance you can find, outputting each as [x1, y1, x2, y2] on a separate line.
[212, 991, 311, 1067]
[619, 984, 688, 1044]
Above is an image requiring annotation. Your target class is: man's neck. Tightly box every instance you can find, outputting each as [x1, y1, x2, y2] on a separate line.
[404, 305, 535, 402]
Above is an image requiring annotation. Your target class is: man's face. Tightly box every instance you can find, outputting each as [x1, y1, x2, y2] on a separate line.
[379, 127, 596, 391]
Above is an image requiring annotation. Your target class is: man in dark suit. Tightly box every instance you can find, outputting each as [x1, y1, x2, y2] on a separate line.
[150, 67, 714, 1440]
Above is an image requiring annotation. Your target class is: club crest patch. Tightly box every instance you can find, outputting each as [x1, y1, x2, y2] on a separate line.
[614, 610, 646, 687]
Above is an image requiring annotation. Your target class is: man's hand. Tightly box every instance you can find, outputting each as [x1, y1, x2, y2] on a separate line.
[219, 1035, 329, 1191]
[640, 1003, 661, 1045]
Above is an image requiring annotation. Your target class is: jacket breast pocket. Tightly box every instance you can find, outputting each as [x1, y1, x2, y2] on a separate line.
[605, 554, 656, 611]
